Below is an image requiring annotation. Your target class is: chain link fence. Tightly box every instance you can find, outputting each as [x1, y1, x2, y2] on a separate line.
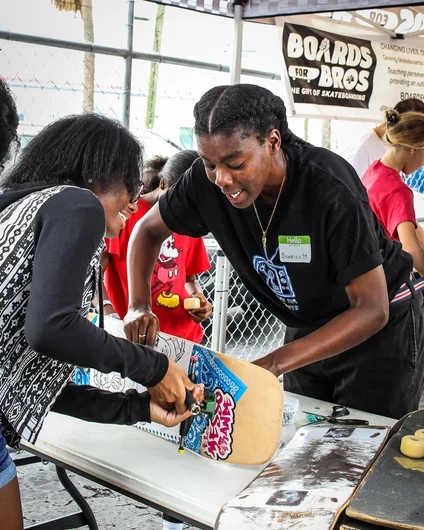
[1, 0, 377, 361]
[198, 240, 287, 360]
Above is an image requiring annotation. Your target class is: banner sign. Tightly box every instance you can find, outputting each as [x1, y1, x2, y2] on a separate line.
[283, 23, 377, 109]
[279, 20, 424, 121]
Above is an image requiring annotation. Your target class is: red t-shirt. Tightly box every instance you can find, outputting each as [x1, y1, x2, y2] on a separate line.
[104, 199, 211, 343]
[362, 160, 417, 241]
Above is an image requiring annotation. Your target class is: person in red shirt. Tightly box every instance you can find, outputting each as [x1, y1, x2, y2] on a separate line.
[141, 154, 169, 193]
[103, 150, 212, 344]
[362, 109, 424, 276]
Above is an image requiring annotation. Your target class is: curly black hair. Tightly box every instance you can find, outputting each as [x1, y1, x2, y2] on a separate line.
[1, 113, 143, 200]
[142, 154, 169, 193]
[0, 78, 19, 173]
[193, 84, 307, 146]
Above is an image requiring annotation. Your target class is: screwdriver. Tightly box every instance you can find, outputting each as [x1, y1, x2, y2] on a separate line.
[178, 389, 200, 453]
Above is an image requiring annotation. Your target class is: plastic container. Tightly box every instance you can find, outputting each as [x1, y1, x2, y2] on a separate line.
[283, 397, 300, 425]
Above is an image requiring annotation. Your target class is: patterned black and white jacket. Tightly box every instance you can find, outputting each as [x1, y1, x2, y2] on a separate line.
[0, 185, 168, 447]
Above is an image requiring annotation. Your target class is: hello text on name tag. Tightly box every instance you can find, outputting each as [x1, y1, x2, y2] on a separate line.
[278, 235, 311, 263]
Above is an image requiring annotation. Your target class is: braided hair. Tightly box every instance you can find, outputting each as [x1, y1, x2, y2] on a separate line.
[193, 84, 307, 146]
[0, 78, 19, 173]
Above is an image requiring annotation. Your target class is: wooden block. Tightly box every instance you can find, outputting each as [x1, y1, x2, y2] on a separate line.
[184, 298, 201, 310]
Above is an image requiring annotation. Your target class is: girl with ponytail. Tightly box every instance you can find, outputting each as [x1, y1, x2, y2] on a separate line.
[362, 109, 424, 276]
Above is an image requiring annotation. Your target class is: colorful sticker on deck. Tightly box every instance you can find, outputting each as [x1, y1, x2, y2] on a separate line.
[183, 345, 247, 459]
[278, 235, 311, 263]
[201, 388, 235, 459]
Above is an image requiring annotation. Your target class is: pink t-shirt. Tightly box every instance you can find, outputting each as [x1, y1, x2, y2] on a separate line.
[362, 160, 416, 241]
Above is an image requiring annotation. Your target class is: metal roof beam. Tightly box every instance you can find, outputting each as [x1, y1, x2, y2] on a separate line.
[351, 11, 398, 38]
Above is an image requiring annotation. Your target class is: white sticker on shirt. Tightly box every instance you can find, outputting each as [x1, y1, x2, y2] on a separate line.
[278, 235, 311, 263]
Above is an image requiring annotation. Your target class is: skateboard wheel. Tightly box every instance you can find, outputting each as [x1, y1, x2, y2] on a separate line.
[415, 429, 424, 440]
[184, 298, 201, 310]
[400, 434, 424, 458]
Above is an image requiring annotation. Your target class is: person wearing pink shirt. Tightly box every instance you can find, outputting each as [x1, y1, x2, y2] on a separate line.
[363, 109, 424, 276]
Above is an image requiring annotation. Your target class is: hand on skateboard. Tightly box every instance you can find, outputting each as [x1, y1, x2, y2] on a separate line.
[91, 316, 284, 465]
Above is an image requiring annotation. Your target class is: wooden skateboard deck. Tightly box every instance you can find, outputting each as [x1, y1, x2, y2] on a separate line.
[346, 408, 424, 530]
[341, 516, 390, 529]
[215, 425, 389, 530]
[90, 316, 284, 465]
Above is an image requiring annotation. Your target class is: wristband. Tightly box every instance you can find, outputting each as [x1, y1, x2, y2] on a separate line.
[96, 299, 113, 312]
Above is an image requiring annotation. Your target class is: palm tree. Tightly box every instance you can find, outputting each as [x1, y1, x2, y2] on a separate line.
[52, 0, 95, 113]
[145, 5, 165, 130]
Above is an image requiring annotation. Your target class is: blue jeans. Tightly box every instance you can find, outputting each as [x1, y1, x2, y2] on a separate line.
[0, 416, 17, 488]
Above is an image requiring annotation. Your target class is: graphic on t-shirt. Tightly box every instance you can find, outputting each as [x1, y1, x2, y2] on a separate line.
[253, 249, 299, 311]
[152, 235, 182, 309]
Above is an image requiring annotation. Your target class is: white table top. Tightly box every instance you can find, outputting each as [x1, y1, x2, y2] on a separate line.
[21, 392, 395, 529]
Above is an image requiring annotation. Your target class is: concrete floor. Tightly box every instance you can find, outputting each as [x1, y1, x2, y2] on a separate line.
[13, 449, 197, 530]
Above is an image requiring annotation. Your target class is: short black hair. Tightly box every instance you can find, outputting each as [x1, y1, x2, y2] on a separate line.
[394, 98, 424, 114]
[193, 84, 307, 145]
[142, 154, 168, 193]
[0, 78, 19, 173]
[2, 114, 143, 200]
[161, 150, 198, 187]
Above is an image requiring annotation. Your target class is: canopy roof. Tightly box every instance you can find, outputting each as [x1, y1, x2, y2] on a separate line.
[146, 1, 424, 19]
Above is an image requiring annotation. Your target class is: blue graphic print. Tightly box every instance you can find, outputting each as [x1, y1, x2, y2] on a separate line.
[253, 248, 299, 311]
[73, 313, 98, 385]
[405, 168, 424, 194]
[72, 367, 90, 385]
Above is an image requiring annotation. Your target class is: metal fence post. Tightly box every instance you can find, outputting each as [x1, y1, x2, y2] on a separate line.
[211, 249, 231, 353]
[210, 3, 244, 353]
[122, 0, 134, 127]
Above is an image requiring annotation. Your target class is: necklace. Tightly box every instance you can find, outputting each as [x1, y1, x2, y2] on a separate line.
[252, 159, 287, 252]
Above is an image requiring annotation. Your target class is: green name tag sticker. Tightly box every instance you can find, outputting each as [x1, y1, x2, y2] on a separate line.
[278, 235, 311, 263]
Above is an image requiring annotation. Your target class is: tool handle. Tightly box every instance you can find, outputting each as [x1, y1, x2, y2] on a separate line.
[178, 389, 200, 453]
[178, 414, 194, 452]
[329, 418, 369, 425]
[179, 414, 194, 438]
[185, 389, 201, 415]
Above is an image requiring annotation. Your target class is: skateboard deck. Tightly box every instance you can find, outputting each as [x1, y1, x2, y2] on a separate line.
[346, 408, 424, 530]
[340, 517, 390, 529]
[90, 316, 284, 465]
[215, 425, 389, 530]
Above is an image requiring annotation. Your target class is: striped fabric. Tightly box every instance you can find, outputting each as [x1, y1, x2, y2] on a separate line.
[391, 276, 424, 305]
[0, 186, 102, 448]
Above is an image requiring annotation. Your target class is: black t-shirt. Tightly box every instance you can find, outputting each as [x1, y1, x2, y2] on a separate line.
[159, 144, 412, 329]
